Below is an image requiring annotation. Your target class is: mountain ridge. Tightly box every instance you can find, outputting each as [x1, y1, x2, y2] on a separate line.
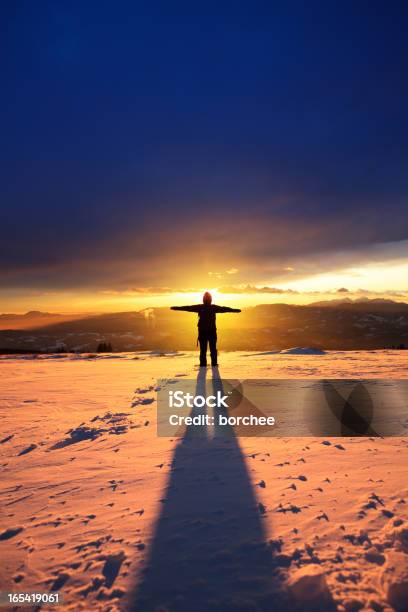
[1, 299, 408, 352]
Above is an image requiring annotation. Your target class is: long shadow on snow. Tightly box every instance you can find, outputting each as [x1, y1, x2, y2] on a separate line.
[130, 367, 288, 611]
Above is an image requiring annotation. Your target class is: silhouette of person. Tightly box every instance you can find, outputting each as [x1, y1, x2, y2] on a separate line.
[171, 292, 241, 366]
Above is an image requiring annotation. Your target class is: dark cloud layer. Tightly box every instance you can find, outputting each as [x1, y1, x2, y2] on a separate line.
[1, 2, 408, 294]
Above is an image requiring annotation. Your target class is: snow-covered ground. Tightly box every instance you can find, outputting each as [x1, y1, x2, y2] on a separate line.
[1, 351, 408, 611]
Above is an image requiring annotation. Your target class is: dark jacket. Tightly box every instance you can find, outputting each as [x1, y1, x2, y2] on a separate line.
[170, 304, 241, 333]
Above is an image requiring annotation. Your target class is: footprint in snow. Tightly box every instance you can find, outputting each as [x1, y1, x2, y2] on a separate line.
[0, 526, 24, 540]
[18, 444, 37, 456]
[132, 398, 154, 407]
[102, 551, 126, 588]
[134, 386, 155, 394]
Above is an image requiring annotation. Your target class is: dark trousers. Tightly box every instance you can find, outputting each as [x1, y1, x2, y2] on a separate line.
[199, 331, 217, 366]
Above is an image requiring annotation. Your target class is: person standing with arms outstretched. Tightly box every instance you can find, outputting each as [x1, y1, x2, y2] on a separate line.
[171, 292, 241, 367]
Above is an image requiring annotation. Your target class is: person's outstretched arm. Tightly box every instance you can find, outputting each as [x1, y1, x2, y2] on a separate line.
[214, 305, 241, 313]
[170, 305, 201, 312]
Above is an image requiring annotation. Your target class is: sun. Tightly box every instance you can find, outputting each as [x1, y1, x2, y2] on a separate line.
[207, 287, 221, 302]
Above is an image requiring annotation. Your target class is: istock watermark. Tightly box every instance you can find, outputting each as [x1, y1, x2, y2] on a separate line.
[156, 378, 408, 437]
[169, 390, 229, 409]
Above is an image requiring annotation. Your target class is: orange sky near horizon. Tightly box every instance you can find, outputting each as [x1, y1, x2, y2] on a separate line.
[2, 252, 408, 314]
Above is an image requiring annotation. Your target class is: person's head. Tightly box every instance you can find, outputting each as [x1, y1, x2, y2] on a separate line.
[203, 291, 212, 304]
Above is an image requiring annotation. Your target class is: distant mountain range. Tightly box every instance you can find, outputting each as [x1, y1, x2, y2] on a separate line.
[1, 299, 408, 352]
[0, 310, 84, 330]
[309, 297, 408, 309]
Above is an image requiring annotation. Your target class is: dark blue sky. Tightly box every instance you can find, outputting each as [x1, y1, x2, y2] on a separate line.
[1, 1, 408, 302]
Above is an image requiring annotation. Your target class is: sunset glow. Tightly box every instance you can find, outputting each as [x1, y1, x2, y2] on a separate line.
[2, 256, 408, 314]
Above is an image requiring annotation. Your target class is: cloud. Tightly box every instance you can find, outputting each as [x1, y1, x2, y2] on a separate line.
[208, 272, 223, 279]
[99, 287, 198, 296]
[218, 285, 299, 294]
[2, 2, 408, 307]
[1, 198, 408, 296]
[353, 288, 407, 298]
[217, 284, 408, 299]
[208, 268, 239, 279]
